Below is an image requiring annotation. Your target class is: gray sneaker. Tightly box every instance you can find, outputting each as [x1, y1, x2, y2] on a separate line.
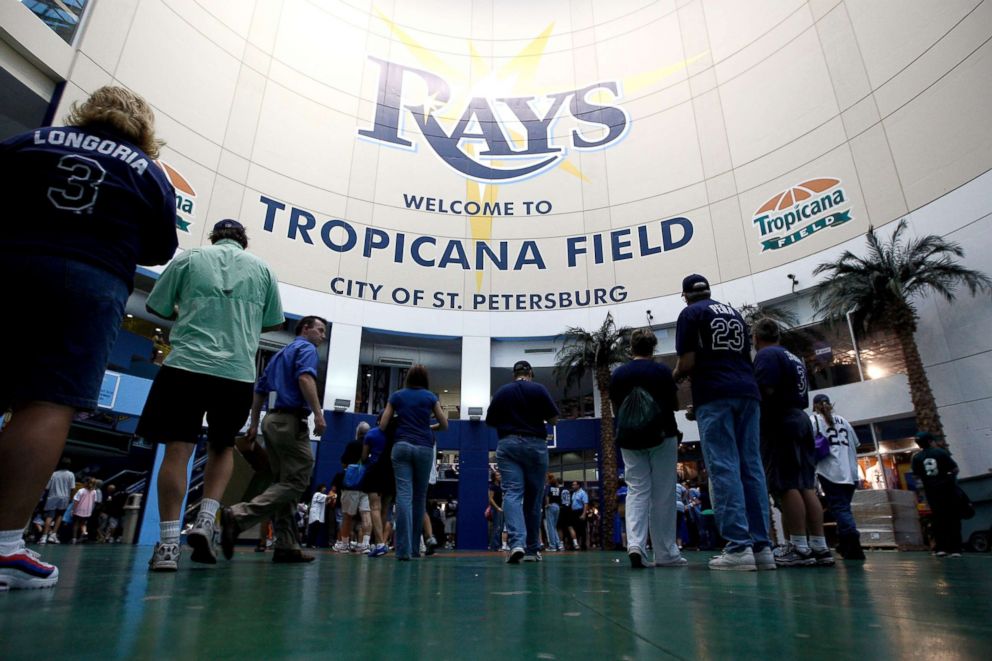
[709, 547, 757, 571]
[811, 548, 836, 567]
[187, 519, 217, 565]
[506, 547, 525, 564]
[774, 544, 815, 567]
[754, 547, 777, 571]
[523, 552, 542, 562]
[148, 542, 180, 572]
[656, 555, 689, 568]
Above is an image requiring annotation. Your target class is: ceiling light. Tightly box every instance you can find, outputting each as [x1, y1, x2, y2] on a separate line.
[126, 314, 134, 318]
[155, 328, 162, 332]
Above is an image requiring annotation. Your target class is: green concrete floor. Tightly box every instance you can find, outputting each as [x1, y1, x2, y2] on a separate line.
[1, 546, 990, 660]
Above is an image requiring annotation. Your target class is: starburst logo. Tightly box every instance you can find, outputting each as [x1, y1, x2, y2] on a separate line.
[752, 178, 852, 251]
[157, 160, 197, 233]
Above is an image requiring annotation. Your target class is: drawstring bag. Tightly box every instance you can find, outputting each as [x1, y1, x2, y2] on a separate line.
[344, 462, 366, 489]
[813, 417, 831, 462]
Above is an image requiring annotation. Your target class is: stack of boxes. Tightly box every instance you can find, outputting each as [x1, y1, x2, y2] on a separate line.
[852, 489, 924, 548]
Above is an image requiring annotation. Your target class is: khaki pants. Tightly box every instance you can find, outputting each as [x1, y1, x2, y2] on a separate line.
[230, 412, 314, 551]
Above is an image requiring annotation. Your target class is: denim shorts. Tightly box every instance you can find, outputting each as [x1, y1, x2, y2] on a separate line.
[0, 255, 128, 411]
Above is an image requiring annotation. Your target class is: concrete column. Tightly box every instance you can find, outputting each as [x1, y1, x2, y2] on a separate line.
[324, 322, 362, 412]
[460, 335, 491, 419]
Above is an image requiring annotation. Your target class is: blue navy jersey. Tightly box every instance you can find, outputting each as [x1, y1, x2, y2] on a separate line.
[753, 345, 809, 416]
[675, 298, 760, 406]
[0, 125, 178, 287]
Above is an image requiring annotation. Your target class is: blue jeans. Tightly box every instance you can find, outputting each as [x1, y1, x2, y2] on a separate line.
[820, 477, 858, 537]
[545, 504, 561, 550]
[696, 397, 770, 553]
[496, 435, 549, 554]
[391, 441, 434, 559]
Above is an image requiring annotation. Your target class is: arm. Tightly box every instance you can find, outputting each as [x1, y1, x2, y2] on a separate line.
[379, 403, 394, 432]
[430, 400, 449, 432]
[246, 391, 266, 445]
[260, 269, 285, 333]
[298, 374, 326, 437]
[673, 352, 695, 382]
[489, 488, 500, 511]
[360, 442, 370, 462]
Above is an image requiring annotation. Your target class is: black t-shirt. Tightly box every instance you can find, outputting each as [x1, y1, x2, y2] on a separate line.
[753, 345, 809, 421]
[105, 491, 127, 518]
[340, 440, 363, 466]
[490, 482, 503, 507]
[675, 298, 760, 406]
[547, 485, 563, 505]
[0, 125, 178, 286]
[912, 447, 958, 491]
[486, 380, 559, 439]
[609, 359, 680, 438]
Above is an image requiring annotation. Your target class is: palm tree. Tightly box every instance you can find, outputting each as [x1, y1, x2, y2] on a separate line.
[738, 302, 799, 332]
[812, 219, 992, 435]
[554, 312, 632, 549]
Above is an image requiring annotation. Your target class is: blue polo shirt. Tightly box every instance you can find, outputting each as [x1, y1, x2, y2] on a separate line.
[675, 298, 760, 406]
[255, 336, 319, 411]
[753, 345, 809, 416]
[571, 488, 589, 511]
[389, 387, 438, 447]
[486, 380, 559, 439]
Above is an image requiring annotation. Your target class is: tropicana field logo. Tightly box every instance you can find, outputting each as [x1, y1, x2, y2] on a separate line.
[751, 177, 852, 252]
[157, 160, 197, 233]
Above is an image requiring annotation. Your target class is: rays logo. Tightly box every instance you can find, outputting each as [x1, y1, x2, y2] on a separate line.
[157, 160, 197, 233]
[358, 57, 630, 183]
[752, 178, 852, 251]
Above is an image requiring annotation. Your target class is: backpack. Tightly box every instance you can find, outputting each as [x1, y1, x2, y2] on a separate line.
[616, 386, 663, 449]
[343, 462, 366, 489]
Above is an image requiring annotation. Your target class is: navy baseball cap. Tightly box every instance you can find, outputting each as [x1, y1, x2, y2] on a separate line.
[682, 274, 710, 294]
[212, 218, 244, 231]
[813, 394, 831, 405]
[512, 360, 533, 373]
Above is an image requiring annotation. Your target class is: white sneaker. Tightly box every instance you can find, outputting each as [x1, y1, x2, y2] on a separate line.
[187, 520, 217, 565]
[148, 542, 180, 572]
[709, 547, 757, 571]
[572, 540, 579, 550]
[48, 534, 60, 545]
[506, 547, 525, 564]
[333, 541, 350, 553]
[355, 543, 370, 553]
[500, 544, 510, 552]
[0, 542, 59, 590]
[754, 547, 777, 571]
[37, 535, 47, 545]
[419, 539, 426, 554]
[656, 556, 689, 568]
[558, 544, 566, 551]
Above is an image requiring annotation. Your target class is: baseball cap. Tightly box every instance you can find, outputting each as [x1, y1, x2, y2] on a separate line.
[512, 360, 533, 373]
[212, 218, 244, 231]
[682, 274, 710, 294]
[813, 394, 831, 405]
[915, 431, 935, 443]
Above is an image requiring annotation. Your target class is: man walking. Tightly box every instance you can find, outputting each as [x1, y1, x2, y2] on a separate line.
[140, 219, 284, 571]
[752, 319, 832, 567]
[219, 316, 328, 564]
[485, 360, 559, 563]
[0, 86, 177, 590]
[912, 432, 963, 557]
[334, 422, 372, 553]
[674, 274, 771, 571]
[39, 459, 76, 544]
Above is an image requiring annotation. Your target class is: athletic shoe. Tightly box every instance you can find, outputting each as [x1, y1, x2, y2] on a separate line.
[148, 542, 180, 572]
[523, 552, 542, 562]
[558, 544, 566, 551]
[544, 546, 556, 553]
[333, 541, 350, 553]
[349, 541, 358, 552]
[48, 533, 60, 544]
[628, 548, 655, 568]
[354, 543, 370, 554]
[754, 547, 777, 571]
[219, 508, 238, 560]
[500, 543, 510, 552]
[812, 548, 836, 566]
[934, 551, 947, 557]
[425, 537, 438, 556]
[0, 543, 59, 590]
[572, 540, 579, 550]
[368, 544, 388, 558]
[37, 535, 47, 545]
[948, 553, 963, 558]
[656, 556, 689, 568]
[272, 549, 315, 564]
[187, 520, 217, 565]
[774, 544, 815, 568]
[506, 547, 525, 564]
[709, 547, 757, 571]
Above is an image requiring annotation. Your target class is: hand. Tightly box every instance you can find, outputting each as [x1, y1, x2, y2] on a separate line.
[684, 405, 696, 422]
[313, 412, 327, 438]
[246, 424, 258, 445]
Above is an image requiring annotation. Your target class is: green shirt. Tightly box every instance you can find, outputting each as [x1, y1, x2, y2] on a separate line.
[147, 239, 284, 382]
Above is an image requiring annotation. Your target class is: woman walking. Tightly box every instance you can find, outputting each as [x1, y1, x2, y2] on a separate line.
[381, 365, 447, 561]
[811, 394, 865, 560]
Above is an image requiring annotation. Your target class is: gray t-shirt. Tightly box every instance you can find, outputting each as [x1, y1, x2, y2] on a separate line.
[47, 470, 75, 499]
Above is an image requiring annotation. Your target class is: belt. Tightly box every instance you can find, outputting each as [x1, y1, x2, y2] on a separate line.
[269, 407, 309, 418]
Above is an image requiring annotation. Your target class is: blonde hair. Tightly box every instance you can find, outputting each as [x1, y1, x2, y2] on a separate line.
[64, 86, 164, 158]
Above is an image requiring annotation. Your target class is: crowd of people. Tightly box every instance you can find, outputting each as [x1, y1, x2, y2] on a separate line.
[0, 86, 968, 592]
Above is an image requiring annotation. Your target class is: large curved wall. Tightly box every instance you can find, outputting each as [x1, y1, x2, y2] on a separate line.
[54, 0, 992, 336]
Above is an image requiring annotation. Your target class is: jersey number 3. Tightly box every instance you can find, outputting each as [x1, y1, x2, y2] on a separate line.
[711, 318, 745, 351]
[47, 154, 106, 213]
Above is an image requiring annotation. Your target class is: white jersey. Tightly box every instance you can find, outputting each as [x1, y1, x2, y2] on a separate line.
[811, 412, 860, 485]
[308, 492, 327, 524]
